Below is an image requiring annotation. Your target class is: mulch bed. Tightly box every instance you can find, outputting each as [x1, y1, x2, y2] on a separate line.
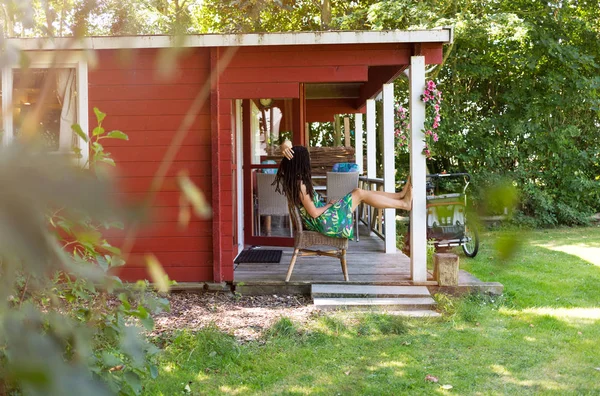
[152, 292, 317, 343]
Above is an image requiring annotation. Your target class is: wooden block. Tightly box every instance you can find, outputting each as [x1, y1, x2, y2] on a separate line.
[434, 253, 459, 286]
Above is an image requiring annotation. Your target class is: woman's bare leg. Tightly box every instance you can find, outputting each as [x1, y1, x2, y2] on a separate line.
[351, 187, 412, 212]
[362, 176, 412, 200]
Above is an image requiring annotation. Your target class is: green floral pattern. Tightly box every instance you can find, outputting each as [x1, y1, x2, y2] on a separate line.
[299, 192, 354, 239]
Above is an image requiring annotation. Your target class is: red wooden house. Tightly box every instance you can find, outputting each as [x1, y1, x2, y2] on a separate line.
[6, 29, 453, 285]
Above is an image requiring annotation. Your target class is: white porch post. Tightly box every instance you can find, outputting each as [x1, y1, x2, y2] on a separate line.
[366, 99, 376, 179]
[382, 83, 396, 254]
[409, 56, 427, 282]
[354, 113, 363, 174]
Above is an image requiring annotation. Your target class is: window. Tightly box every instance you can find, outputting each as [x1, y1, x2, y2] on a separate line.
[1, 52, 89, 165]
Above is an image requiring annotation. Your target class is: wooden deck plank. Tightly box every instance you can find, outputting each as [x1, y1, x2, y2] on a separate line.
[235, 225, 420, 283]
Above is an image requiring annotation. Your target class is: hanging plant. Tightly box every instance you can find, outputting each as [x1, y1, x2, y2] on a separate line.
[395, 80, 442, 159]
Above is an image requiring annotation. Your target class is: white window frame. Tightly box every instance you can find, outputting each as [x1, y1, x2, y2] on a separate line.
[1, 51, 89, 166]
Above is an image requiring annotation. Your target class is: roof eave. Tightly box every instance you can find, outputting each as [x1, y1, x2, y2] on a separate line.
[8, 28, 454, 51]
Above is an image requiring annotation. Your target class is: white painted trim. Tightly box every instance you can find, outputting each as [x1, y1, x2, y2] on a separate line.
[366, 99, 376, 179]
[408, 56, 427, 282]
[2, 67, 13, 146]
[76, 59, 89, 167]
[235, 99, 245, 252]
[9, 29, 453, 51]
[382, 83, 396, 254]
[354, 113, 363, 174]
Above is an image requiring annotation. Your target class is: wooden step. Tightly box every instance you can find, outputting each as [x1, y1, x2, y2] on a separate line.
[312, 284, 431, 298]
[313, 297, 436, 311]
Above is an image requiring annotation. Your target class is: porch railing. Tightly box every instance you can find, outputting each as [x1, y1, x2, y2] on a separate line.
[359, 176, 386, 241]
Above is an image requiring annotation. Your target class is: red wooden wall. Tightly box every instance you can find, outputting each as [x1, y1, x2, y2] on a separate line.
[84, 40, 445, 284]
[88, 48, 215, 282]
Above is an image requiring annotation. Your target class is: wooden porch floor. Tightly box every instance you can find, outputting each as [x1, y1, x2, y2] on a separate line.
[235, 224, 434, 284]
[234, 224, 504, 296]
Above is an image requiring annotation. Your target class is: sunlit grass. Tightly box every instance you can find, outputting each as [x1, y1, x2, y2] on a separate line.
[146, 226, 600, 395]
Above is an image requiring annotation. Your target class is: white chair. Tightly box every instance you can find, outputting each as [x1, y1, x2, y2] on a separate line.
[326, 171, 360, 241]
[256, 173, 292, 236]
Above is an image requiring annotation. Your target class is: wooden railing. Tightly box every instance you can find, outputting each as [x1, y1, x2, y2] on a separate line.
[359, 176, 386, 241]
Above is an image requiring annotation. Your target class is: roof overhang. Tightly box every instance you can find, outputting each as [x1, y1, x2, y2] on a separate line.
[8, 28, 453, 51]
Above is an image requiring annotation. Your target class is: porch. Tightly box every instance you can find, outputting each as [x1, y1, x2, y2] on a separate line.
[233, 224, 503, 296]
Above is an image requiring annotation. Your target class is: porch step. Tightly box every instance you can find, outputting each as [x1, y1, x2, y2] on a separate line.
[312, 284, 431, 298]
[311, 284, 440, 317]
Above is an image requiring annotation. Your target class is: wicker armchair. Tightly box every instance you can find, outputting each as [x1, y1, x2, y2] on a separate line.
[285, 199, 349, 282]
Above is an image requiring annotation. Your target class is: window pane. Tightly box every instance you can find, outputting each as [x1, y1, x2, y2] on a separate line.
[13, 68, 77, 151]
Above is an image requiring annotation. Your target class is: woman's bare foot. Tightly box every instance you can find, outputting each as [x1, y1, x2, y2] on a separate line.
[402, 185, 412, 211]
[398, 175, 412, 199]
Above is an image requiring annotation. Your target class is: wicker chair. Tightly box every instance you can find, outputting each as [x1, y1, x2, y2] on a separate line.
[326, 171, 360, 241]
[285, 199, 349, 282]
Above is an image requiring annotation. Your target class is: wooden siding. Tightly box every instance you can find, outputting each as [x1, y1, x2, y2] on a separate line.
[89, 48, 214, 282]
[85, 40, 446, 285]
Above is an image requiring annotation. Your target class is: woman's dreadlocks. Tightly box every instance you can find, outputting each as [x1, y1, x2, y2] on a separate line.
[273, 146, 314, 206]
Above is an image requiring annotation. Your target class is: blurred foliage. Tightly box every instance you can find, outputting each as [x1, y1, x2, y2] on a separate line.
[0, 107, 169, 395]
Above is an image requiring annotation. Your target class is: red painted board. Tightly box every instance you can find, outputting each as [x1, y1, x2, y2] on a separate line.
[227, 47, 411, 68]
[116, 266, 213, 283]
[94, 115, 210, 132]
[220, 83, 299, 99]
[220, 65, 368, 84]
[89, 69, 210, 86]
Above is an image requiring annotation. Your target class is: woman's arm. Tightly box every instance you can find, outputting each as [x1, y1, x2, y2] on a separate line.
[281, 139, 294, 160]
[300, 183, 333, 219]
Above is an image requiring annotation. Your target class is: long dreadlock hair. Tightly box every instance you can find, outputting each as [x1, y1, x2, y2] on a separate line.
[273, 145, 314, 206]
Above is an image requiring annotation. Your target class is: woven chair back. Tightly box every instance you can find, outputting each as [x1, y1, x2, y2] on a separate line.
[286, 199, 304, 235]
[256, 173, 289, 216]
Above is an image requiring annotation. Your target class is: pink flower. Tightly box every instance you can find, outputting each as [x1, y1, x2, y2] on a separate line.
[433, 133, 439, 142]
[425, 130, 432, 136]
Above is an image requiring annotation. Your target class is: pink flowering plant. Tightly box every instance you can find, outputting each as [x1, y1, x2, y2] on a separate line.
[395, 80, 442, 159]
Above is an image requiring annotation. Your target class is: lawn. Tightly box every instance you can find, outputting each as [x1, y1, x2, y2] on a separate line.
[146, 226, 600, 395]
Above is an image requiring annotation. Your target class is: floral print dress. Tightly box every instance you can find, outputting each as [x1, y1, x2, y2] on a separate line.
[298, 192, 354, 239]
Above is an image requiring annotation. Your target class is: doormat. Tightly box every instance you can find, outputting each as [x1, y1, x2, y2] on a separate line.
[234, 249, 283, 264]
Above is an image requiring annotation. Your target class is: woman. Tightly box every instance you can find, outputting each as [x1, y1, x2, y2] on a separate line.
[274, 141, 411, 239]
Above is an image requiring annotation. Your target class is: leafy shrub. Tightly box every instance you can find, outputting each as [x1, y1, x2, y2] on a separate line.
[0, 108, 168, 395]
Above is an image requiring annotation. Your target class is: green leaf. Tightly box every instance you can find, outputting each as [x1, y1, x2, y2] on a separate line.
[107, 130, 129, 140]
[145, 254, 170, 293]
[101, 351, 122, 367]
[94, 107, 106, 124]
[124, 371, 142, 394]
[140, 315, 155, 331]
[178, 173, 212, 219]
[99, 157, 116, 166]
[149, 364, 159, 379]
[92, 126, 105, 136]
[72, 124, 89, 142]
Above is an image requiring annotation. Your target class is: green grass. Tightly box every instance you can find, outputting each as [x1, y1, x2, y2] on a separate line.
[146, 226, 600, 395]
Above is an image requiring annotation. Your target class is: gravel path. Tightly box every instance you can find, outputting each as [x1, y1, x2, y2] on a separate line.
[152, 292, 316, 342]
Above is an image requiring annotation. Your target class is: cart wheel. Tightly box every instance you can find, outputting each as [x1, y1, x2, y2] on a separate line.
[462, 223, 479, 258]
